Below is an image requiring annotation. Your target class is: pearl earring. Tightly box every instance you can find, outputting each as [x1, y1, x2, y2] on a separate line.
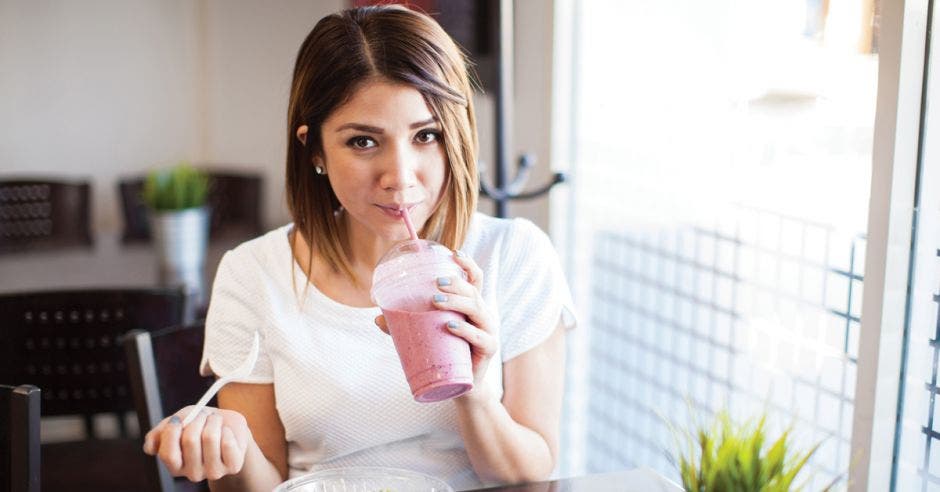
[315, 165, 325, 175]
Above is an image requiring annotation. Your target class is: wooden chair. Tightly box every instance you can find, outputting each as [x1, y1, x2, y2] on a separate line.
[118, 170, 263, 243]
[0, 179, 92, 254]
[0, 384, 40, 492]
[125, 323, 213, 492]
[0, 288, 186, 492]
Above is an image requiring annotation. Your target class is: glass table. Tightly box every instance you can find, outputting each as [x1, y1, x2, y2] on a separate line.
[471, 468, 682, 492]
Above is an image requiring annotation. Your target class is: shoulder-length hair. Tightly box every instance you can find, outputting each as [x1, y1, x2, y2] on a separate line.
[286, 5, 479, 283]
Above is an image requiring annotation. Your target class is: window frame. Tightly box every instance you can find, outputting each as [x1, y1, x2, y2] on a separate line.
[851, 0, 930, 490]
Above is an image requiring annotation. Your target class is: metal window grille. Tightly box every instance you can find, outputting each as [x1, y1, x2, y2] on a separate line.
[920, 259, 940, 489]
[586, 205, 862, 488]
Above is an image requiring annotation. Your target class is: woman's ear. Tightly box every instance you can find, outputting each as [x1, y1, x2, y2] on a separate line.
[296, 125, 309, 146]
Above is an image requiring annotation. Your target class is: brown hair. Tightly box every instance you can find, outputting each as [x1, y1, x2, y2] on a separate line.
[285, 5, 479, 284]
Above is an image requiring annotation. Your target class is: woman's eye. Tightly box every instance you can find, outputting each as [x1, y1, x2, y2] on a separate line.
[415, 130, 441, 144]
[347, 136, 377, 149]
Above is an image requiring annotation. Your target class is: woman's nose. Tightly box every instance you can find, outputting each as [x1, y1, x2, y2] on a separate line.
[379, 145, 419, 191]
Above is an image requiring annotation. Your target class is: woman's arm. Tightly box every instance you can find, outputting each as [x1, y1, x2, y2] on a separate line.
[209, 383, 288, 491]
[144, 382, 288, 492]
[454, 320, 567, 485]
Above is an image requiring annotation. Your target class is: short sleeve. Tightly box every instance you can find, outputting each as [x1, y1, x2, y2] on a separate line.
[199, 250, 275, 383]
[497, 218, 577, 361]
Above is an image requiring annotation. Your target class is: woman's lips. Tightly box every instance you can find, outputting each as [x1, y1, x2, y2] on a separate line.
[375, 203, 419, 218]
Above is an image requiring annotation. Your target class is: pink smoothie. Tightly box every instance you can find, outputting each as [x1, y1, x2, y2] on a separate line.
[383, 308, 473, 402]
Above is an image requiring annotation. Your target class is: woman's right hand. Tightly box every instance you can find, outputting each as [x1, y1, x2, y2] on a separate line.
[143, 405, 253, 482]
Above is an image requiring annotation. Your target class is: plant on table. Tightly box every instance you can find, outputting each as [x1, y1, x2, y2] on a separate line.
[142, 162, 209, 211]
[670, 409, 838, 491]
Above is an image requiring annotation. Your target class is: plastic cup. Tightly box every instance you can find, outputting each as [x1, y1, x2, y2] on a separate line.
[371, 239, 473, 402]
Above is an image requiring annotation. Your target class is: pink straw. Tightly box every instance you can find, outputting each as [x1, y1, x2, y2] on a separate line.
[400, 208, 419, 241]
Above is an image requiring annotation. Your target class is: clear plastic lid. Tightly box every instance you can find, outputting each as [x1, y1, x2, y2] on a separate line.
[274, 466, 454, 492]
[371, 239, 464, 311]
[374, 239, 451, 266]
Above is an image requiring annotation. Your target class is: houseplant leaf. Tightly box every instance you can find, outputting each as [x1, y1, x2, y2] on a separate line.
[142, 162, 209, 212]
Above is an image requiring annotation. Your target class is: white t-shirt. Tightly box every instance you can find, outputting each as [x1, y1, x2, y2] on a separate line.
[199, 212, 576, 490]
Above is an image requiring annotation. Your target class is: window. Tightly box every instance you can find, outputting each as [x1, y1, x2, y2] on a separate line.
[550, 1, 927, 489]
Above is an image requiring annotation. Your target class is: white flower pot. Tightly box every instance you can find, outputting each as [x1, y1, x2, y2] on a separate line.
[149, 206, 210, 311]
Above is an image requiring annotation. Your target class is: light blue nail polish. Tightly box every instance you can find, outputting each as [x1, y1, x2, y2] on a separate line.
[446, 320, 459, 329]
[454, 249, 466, 258]
[433, 294, 447, 302]
[437, 277, 451, 286]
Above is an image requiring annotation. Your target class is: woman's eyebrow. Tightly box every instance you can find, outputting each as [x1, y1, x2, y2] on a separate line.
[335, 123, 383, 133]
[334, 117, 438, 134]
[409, 117, 438, 129]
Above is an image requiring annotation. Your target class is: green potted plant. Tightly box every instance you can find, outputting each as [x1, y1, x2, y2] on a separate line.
[671, 410, 838, 491]
[143, 162, 211, 307]
[143, 162, 209, 212]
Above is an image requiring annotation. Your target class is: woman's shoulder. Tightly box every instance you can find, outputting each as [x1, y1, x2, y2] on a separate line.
[217, 224, 294, 277]
[464, 213, 559, 272]
[468, 212, 552, 248]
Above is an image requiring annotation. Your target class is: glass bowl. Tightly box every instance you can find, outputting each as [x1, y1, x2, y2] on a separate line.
[274, 466, 454, 492]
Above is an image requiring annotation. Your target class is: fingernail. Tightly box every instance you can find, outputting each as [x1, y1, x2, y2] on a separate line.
[433, 294, 448, 303]
[169, 415, 181, 425]
[454, 249, 466, 258]
[437, 277, 451, 286]
[446, 320, 459, 329]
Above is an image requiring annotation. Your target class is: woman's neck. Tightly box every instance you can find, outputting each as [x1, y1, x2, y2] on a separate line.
[291, 226, 377, 307]
[341, 212, 405, 271]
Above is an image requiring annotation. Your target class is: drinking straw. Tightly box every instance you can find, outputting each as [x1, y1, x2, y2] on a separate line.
[400, 208, 419, 241]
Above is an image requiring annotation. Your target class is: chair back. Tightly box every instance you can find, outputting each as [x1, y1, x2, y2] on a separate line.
[0, 289, 185, 421]
[0, 180, 92, 253]
[206, 172, 263, 237]
[0, 384, 40, 492]
[118, 170, 263, 243]
[117, 179, 150, 243]
[125, 323, 214, 492]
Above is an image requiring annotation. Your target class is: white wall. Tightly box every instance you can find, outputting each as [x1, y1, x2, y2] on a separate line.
[0, 0, 552, 233]
[0, 0, 203, 232]
[200, 0, 344, 228]
[0, 0, 342, 233]
[507, 0, 555, 231]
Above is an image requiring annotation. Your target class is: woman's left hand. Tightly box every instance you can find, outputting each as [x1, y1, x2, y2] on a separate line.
[374, 250, 499, 389]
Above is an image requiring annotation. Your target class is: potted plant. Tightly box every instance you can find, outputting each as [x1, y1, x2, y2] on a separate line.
[671, 410, 839, 491]
[143, 162, 210, 309]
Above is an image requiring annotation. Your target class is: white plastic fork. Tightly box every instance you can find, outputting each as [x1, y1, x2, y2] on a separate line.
[180, 331, 260, 426]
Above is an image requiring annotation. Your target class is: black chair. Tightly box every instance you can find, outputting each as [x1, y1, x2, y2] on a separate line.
[118, 170, 263, 243]
[1, 384, 40, 492]
[0, 179, 92, 254]
[0, 288, 186, 492]
[125, 323, 213, 492]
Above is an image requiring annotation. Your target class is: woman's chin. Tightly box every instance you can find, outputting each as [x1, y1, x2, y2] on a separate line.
[388, 231, 417, 243]
[367, 223, 413, 244]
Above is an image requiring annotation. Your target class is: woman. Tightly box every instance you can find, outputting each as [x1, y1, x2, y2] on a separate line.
[143, 5, 575, 491]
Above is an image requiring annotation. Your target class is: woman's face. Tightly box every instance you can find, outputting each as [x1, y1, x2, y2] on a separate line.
[318, 79, 448, 243]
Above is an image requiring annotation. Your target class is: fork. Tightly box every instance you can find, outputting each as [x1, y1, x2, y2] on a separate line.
[180, 331, 260, 426]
